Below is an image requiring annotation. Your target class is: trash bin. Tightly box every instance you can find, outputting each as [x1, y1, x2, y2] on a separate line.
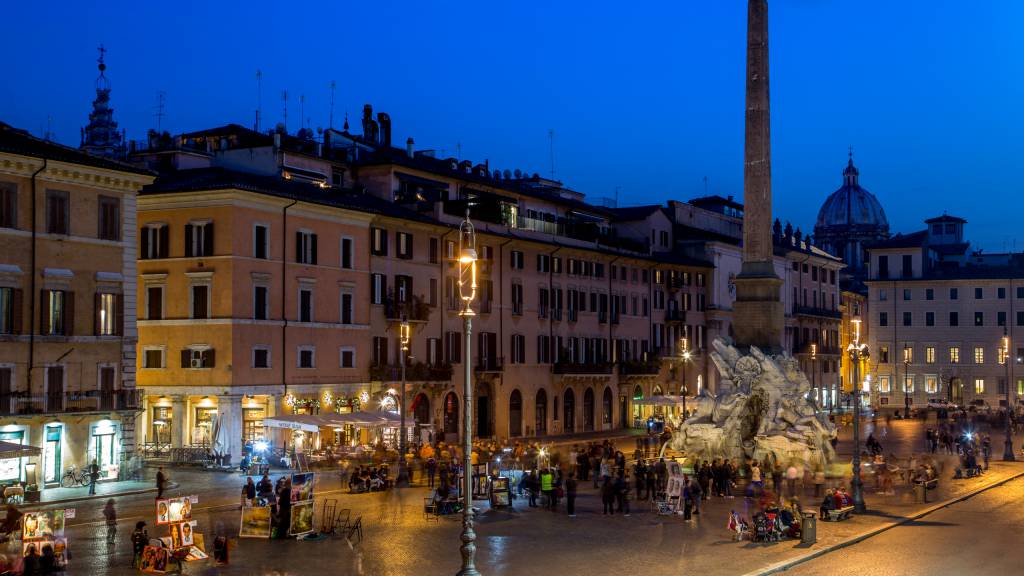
[801, 511, 817, 544]
[914, 482, 927, 503]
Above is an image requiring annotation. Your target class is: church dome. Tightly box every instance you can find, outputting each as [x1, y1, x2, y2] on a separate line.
[815, 154, 888, 232]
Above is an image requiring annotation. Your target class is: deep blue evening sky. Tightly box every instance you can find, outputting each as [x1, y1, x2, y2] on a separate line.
[3, 1, 1022, 250]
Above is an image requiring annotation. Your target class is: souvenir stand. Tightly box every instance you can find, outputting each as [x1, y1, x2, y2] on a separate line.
[142, 495, 207, 573]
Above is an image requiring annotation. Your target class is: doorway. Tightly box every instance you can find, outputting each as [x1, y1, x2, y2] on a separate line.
[443, 392, 459, 436]
[43, 425, 62, 485]
[509, 390, 523, 437]
[563, 388, 575, 433]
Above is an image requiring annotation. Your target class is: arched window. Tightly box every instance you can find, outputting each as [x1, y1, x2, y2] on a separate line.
[509, 390, 523, 437]
[652, 385, 663, 396]
[583, 388, 595, 432]
[535, 389, 548, 435]
[563, 388, 576, 433]
[603, 387, 613, 425]
[412, 393, 430, 426]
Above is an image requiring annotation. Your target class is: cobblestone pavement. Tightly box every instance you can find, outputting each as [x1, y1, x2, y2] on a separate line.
[5, 418, 1021, 575]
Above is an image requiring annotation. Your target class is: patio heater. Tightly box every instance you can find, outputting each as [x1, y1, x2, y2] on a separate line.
[456, 211, 480, 576]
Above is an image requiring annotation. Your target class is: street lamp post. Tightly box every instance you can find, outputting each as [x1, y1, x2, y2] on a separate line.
[903, 344, 911, 419]
[811, 343, 817, 409]
[679, 337, 691, 418]
[456, 212, 480, 576]
[1003, 329, 1015, 461]
[397, 318, 411, 486]
[847, 318, 868, 513]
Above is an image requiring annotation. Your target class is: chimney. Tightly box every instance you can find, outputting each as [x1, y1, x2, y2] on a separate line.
[273, 132, 281, 149]
[406, 137, 415, 158]
[377, 113, 391, 148]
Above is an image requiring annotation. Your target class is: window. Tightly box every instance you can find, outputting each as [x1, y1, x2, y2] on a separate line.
[146, 286, 163, 320]
[903, 347, 913, 364]
[43, 289, 72, 335]
[879, 289, 887, 302]
[254, 224, 269, 259]
[878, 255, 889, 279]
[975, 312, 984, 327]
[142, 348, 165, 369]
[925, 347, 935, 364]
[247, 284, 266, 320]
[926, 312, 935, 326]
[974, 378, 985, 394]
[1018, 311, 1024, 327]
[879, 375, 891, 393]
[925, 376, 938, 394]
[998, 287, 1006, 299]
[660, 230, 669, 247]
[427, 338, 441, 366]
[181, 347, 215, 369]
[371, 274, 386, 305]
[429, 238, 439, 264]
[901, 254, 912, 278]
[96, 292, 119, 336]
[509, 250, 525, 270]
[396, 232, 413, 259]
[0, 287, 22, 334]
[879, 312, 888, 327]
[903, 312, 911, 327]
[903, 289, 911, 301]
[949, 312, 959, 327]
[511, 283, 523, 315]
[903, 375, 914, 393]
[0, 183, 16, 229]
[926, 288, 934, 300]
[999, 346, 1009, 365]
[185, 221, 213, 257]
[445, 331, 462, 364]
[950, 347, 960, 364]
[298, 346, 315, 368]
[340, 291, 353, 325]
[296, 231, 317, 264]
[191, 285, 209, 319]
[974, 346, 985, 364]
[879, 346, 889, 364]
[371, 227, 388, 256]
[141, 224, 169, 259]
[372, 337, 388, 366]
[950, 288, 958, 300]
[340, 347, 355, 368]
[975, 287, 983, 299]
[45, 190, 69, 235]
[395, 275, 412, 303]
[999, 311, 1007, 327]
[537, 254, 550, 273]
[253, 347, 271, 368]
[1018, 287, 1024, 299]
[537, 335, 551, 364]
[98, 196, 120, 240]
[510, 334, 526, 364]
[429, 278, 437, 307]
[299, 287, 313, 322]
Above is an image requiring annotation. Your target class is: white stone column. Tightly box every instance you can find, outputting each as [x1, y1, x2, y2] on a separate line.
[220, 394, 244, 465]
[171, 395, 185, 448]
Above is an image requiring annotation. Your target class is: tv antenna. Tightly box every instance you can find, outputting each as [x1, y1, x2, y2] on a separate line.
[329, 80, 336, 129]
[255, 70, 263, 132]
[155, 91, 166, 133]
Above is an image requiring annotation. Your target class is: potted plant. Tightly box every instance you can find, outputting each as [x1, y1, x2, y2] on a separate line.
[24, 483, 40, 502]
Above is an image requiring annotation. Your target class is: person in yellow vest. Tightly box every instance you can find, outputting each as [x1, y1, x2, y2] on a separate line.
[540, 468, 554, 511]
[471, 450, 479, 466]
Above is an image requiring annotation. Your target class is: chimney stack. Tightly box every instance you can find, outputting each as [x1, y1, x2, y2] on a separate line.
[406, 137, 415, 158]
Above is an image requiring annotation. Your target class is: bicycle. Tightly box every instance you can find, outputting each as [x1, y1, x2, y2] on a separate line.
[60, 465, 89, 488]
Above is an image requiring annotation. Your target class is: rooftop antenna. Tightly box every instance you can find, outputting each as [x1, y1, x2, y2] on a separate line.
[255, 70, 263, 132]
[155, 91, 166, 133]
[548, 129, 555, 179]
[614, 186, 621, 208]
[43, 115, 53, 141]
[329, 80, 336, 129]
[282, 90, 288, 132]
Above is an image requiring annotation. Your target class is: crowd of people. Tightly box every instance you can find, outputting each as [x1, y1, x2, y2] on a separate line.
[238, 473, 297, 539]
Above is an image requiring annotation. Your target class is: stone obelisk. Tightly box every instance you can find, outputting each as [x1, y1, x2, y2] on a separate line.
[733, 0, 784, 352]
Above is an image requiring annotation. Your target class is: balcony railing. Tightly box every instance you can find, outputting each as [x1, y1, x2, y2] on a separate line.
[384, 294, 432, 321]
[369, 362, 453, 382]
[552, 362, 614, 375]
[618, 361, 662, 376]
[474, 356, 504, 373]
[792, 305, 842, 320]
[1, 389, 140, 415]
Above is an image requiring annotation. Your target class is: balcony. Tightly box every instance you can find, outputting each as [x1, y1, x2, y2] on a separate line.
[0, 389, 141, 415]
[618, 360, 662, 376]
[369, 362, 453, 382]
[474, 356, 504, 373]
[552, 362, 614, 375]
[384, 294, 432, 321]
[792, 305, 842, 320]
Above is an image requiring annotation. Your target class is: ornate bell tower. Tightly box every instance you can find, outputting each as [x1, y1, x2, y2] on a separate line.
[81, 44, 125, 159]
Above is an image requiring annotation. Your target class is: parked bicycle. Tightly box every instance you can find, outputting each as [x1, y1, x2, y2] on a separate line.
[60, 465, 90, 488]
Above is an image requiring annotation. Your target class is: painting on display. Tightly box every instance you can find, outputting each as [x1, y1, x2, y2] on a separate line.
[22, 510, 65, 541]
[156, 499, 170, 525]
[166, 497, 192, 523]
[290, 472, 314, 502]
[288, 501, 314, 536]
[139, 545, 169, 573]
[239, 506, 272, 538]
[180, 521, 195, 547]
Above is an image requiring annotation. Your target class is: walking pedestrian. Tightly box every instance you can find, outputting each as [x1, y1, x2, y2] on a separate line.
[103, 499, 117, 545]
[645, 464, 657, 501]
[565, 473, 578, 517]
[633, 461, 646, 501]
[88, 459, 101, 496]
[615, 473, 631, 516]
[427, 457, 437, 488]
[155, 466, 167, 499]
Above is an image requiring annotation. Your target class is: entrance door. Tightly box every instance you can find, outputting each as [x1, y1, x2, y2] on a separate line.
[0, 431, 24, 481]
[43, 425, 62, 484]
[476, 395, 490, 438]
[619, 396, 627, 430]
[583, 388, 595, 431]
[951, 378, 964, 405]
[93, 429, 117, 469]
[563, 389, 575, 433]
[509, 390, 522, 437]
[443, 392, 459, 436]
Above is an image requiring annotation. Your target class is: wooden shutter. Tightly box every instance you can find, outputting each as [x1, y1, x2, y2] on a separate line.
[159, 225, 169, 258]
[406, 233, 413, 259]
[203, 222, 214, 256]
[39, 290, 49, 334]
[181, 349, 190, 368]
[63, 291, 74, 335]
[140, 228, 150, 259]
[203, 349, 215, 368]
[295, 231, 303, 262]
[311, 233, 318, 265]
[10, 289, 22, 334]
[381, 229, 388, 256]
[116, 293, 124, 336]
[184, 224, 194, 257]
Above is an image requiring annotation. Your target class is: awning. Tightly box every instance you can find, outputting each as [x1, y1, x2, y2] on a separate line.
[0, 441, 41, 460]
[264, 412, 408, 431]
[633, 395, 686, 407]
[263, 414, 331, 433]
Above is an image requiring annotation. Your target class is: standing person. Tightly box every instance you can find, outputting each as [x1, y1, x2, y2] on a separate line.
[565, 473, 578, 518]
[771, 462, 783, 495]
[426, 457, 437, 488]
[749, 460, 763, 497]
[645, 464, 657, 501]
[982, 434, 992, 469]
[601, 476, 616, 515]
[591, 452, 601, 488]
[682, 475, 693, 521]
[276, 477, 292, 539]
[155, 467, 167, 499]
[540, 468, 554, 511]
[785, 463, 800, 498]
[102, 499, 117, 545]
[698, 461, 711, 501]
[243, 477, 256, 508]
[633, 461, 646, 501]
[689, 476, 702, 516]
[655, 458, 668, 492]
[88, 459, 101, 496]
[614, 473, 631, 517]
[131, 521, 148, 568]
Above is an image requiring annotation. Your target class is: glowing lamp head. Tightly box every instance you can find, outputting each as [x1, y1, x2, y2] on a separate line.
[254, 440, 269, 453]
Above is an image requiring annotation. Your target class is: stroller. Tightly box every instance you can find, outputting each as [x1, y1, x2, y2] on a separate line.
[753, 511, 783, 543]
